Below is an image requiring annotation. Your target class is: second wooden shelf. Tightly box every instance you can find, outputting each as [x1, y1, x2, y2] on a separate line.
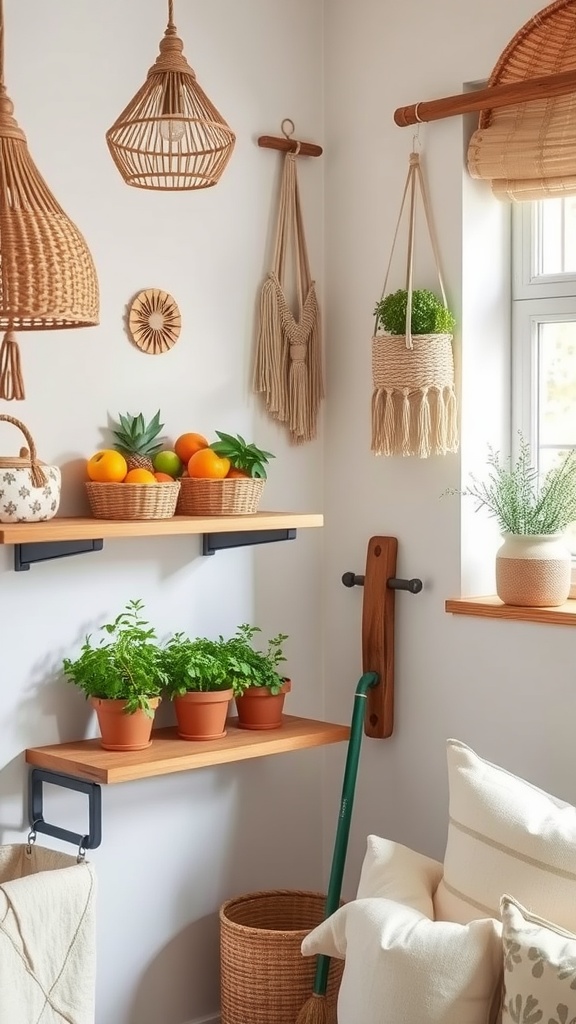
[26, 716, 350, 785]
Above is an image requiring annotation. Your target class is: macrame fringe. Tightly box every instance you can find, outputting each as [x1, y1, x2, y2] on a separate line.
[371, 385, 459, 458]
[253, 275, 287, 422]
[0, 330, 25, 401]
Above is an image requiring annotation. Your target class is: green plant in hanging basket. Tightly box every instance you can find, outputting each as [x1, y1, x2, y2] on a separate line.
[374, 289, 456, 336]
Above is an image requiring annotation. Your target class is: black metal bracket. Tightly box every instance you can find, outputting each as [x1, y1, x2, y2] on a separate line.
[28, 768, 102, 851]
[203, 528, 297, 556]
[342, 571, 423, 594]
[15, 539, 104, 572]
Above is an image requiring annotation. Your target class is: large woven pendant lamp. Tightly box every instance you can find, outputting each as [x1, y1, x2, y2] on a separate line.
[106, 0, 236, 192]
[0, 0, 99, 401]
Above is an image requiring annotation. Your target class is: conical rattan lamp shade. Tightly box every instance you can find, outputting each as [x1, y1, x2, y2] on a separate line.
[0, 2, 99, 399]
[106, 0, 235, 191]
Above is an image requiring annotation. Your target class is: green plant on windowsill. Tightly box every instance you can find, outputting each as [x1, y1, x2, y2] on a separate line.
[451, 435, 576, 534]
[162, 634, 233, 697]
[222, 624, 289, 697]
[374, 288, 456, 336]
[62, 599, 167, 716]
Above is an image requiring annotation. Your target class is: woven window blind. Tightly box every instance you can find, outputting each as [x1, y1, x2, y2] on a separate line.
[467, 0, 576, 201]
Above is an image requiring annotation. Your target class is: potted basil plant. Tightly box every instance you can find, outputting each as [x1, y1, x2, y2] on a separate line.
[162, 634, 234, 741]
[62, 599, 167, 751]
[223, 624, 290, 731]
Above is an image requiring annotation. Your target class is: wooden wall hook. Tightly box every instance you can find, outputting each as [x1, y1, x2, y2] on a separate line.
[342, 537, 422, 738]
[257, 118, 323, 158]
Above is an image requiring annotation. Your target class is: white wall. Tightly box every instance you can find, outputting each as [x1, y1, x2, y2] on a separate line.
[323, 0, 576, 893]
[0, 3, 326, 1023]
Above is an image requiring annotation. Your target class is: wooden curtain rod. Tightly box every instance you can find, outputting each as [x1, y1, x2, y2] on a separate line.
[257, 119, 323, 158]
[394, 68, 576, 127]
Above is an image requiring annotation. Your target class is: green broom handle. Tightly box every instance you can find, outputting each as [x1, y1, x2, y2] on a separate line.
[312, 671, 379, 997]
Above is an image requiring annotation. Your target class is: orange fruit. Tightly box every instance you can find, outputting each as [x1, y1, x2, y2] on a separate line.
[154, 472, 175, 483]
[124, 468, 157, 484]
[87, 449, 128, 483]
[188, 449, 230, 479]
[174, 432, 209, 465]
[227, 468, 251, 478]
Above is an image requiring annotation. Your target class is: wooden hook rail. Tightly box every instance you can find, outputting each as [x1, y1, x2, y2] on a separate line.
[342, 536, 422, 738]
[394, 67, 576, 127]
[258, 117, 323, 157]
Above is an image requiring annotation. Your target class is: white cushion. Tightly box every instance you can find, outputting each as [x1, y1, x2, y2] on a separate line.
[434, 739, 576, 931]
[301, 897, 502, 1024]
[356, 834, 443, 917]
[501, 894, 576, 1023]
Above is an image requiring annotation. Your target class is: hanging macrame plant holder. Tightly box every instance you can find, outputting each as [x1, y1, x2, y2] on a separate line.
[253, 149, 324, 444]
[371, 152, 458, 458]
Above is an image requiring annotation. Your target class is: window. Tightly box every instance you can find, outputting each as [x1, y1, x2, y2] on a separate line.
[512, 198, 576, 553]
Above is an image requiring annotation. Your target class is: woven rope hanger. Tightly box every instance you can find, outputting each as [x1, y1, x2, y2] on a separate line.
[0, 0, 99, 401]
[253, 138, 324, 444]
[106, 0, 236, 191]
[371, 151, 458, 458]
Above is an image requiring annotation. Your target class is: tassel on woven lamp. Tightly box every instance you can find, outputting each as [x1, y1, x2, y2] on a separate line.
[106, 0, 236, 192]
[0, 0, 99, 401]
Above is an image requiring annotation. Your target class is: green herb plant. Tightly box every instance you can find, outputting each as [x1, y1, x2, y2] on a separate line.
[209, 432, 275, 479]
[453, 436, 576, 534]
[163, 634, 232, 697]
[62, 599, 167, 716]
[374, 289, 456, 336]
[222, 624, 289, 697]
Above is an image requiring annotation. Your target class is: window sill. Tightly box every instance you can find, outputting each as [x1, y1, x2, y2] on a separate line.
[445, 596, 576, 626]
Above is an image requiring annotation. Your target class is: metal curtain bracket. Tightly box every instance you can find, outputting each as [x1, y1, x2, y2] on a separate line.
[342, 537, 422, 738]
[28, 768, 102, 852]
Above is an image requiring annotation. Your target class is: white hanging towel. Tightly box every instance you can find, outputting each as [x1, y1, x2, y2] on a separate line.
[0, 844, 97, 1024]
[253, 151, 324, 444]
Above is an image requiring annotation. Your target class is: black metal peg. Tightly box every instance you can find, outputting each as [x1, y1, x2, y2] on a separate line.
[341, 571, 422, 594]
[341, 572, 365, 588]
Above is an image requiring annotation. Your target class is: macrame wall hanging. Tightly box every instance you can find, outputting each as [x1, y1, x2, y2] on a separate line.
[253, 121, 324, 445]
[371, 151, 458, 458]
[0, 0, 99, 401]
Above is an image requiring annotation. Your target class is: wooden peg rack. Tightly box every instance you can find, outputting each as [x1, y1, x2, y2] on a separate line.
[257, 119, 323, 158]
[343, 537, 422, 738]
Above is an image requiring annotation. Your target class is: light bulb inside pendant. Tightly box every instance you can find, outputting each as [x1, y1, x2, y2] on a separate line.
[159, 117, 186, 143]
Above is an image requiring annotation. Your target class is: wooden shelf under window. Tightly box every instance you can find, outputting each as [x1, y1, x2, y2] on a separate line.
[446, 595, 576, 626]
[25, 716, 350, 785]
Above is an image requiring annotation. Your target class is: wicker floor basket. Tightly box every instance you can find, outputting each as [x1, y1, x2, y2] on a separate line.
[86, 481, 180, 520]
[177, 476, 265, 516]
[220, 890, 343, 1024]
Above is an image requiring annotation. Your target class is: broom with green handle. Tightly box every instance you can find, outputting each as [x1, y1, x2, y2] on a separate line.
[296, 671, 380, 1024]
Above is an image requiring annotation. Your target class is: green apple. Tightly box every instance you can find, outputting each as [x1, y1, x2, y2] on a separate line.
[153, 450, 183, 478]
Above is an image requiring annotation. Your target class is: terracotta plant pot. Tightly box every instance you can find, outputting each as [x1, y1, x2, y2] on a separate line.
[90, 696, 161, 751]
[235, 680, 292, 731]
[173, 689, 234, 741]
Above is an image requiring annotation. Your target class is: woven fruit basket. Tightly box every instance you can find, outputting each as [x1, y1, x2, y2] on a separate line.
[86, 481, 180, 521]
[177, 477, 265, 516]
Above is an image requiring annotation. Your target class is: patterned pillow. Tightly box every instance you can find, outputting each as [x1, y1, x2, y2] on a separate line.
[434, 739, 576, 931]
[501, 895, 576, 1024]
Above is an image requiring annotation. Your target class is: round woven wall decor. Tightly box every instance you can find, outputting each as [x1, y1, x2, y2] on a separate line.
[128, 289, 181, 355]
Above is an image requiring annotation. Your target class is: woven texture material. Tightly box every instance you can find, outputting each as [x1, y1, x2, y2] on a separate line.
[467, 0, 576, 200]
[371, 334, 458, 457]
[220, 890, 342, 1024]
[86, 481, 179, 520]
[176, 477, 264, 515]
[106, 5, 235, 191]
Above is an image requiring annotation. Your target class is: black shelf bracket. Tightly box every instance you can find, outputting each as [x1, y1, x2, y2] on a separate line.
[14, 538, 104, 572]
[28, 768, 102, 853]
[203, 528, 297, 556]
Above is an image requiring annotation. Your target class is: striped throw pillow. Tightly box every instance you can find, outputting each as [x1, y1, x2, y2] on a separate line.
[434, 739, 576, 932]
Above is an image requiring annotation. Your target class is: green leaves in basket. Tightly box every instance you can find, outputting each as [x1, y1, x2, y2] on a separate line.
[209, 432, 275, 480]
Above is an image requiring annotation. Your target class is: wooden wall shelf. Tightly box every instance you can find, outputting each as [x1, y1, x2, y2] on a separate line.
[0, 511, 323, 570]
[25, 716, 350, 785]
[446, 595, 576, 626]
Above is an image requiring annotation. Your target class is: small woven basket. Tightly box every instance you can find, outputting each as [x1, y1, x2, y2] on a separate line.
[220, 890, 343, 1024]
[177, 477, 265, 516]
[86, 481, 180, 520]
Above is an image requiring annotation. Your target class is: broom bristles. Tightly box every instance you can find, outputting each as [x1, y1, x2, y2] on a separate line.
[295, 992, 331, 1024]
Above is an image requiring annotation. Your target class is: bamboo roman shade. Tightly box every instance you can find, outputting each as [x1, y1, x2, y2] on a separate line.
[467, 0, 576, 201]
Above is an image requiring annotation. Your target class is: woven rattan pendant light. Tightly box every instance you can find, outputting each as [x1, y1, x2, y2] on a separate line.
[106, 0, 236, 192]
[0, 0, 99, 401]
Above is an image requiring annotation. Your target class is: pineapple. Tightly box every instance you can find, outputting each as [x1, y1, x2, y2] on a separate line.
[112, 411, 164, 473]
